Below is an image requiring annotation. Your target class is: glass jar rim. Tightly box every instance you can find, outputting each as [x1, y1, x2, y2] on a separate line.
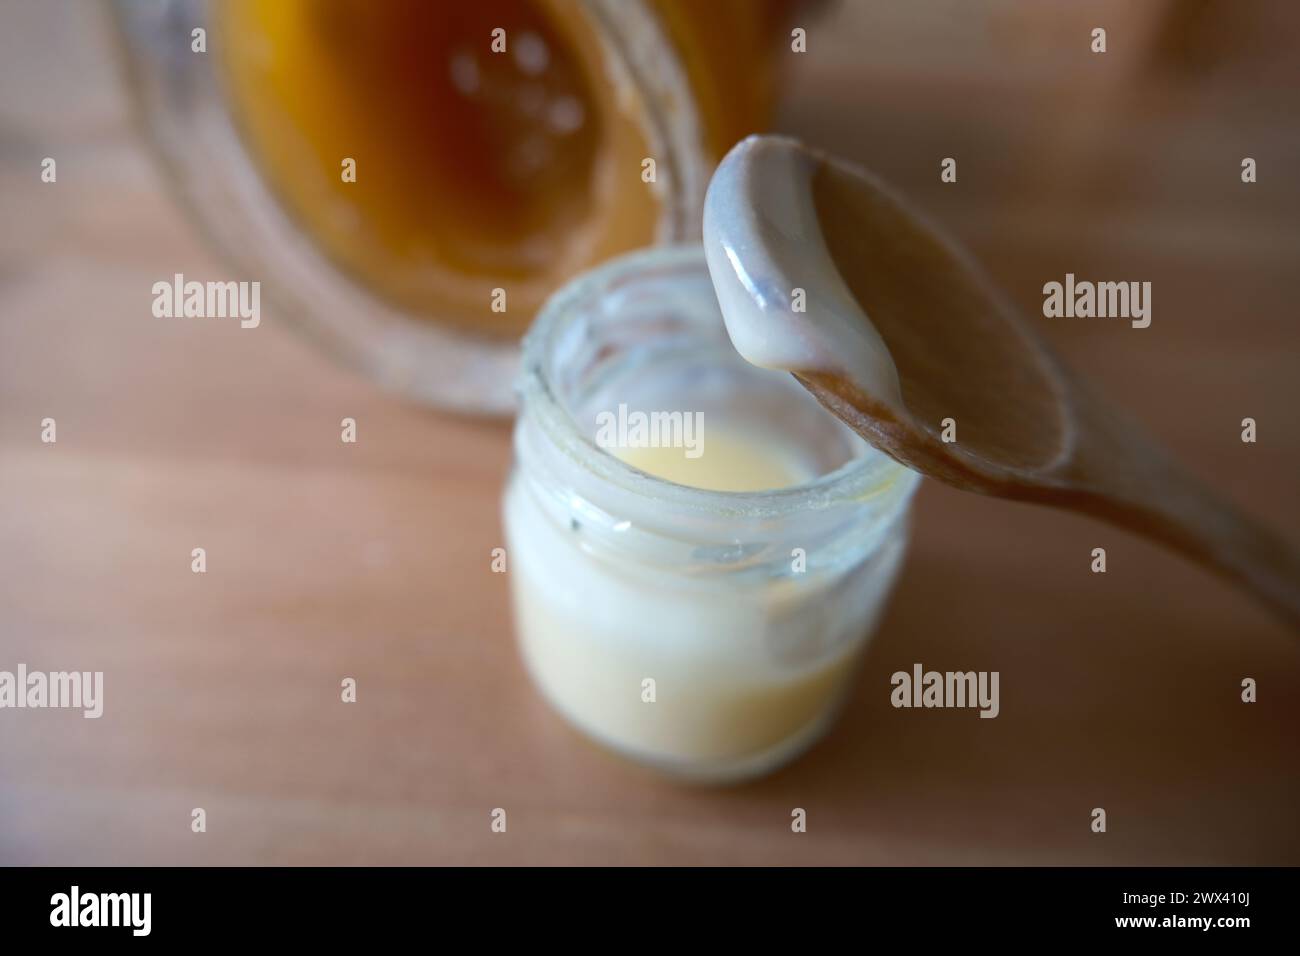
[517, 244, 919, 520]
[108, 0, 711, 417]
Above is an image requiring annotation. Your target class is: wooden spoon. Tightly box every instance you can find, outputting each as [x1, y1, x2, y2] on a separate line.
[704, 135, 1300, 631]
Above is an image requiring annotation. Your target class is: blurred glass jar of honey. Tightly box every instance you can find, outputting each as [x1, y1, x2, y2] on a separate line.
[112, 0, 800, 413]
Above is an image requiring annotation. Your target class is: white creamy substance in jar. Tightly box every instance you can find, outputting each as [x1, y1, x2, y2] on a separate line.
[504, 442, 910, 781]
[504, 247, 919, 782]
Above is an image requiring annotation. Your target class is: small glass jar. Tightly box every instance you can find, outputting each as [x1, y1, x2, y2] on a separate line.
[505, 246, 920, 783]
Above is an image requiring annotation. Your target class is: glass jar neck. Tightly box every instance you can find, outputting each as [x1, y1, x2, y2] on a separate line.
[514, 245, 921, 576]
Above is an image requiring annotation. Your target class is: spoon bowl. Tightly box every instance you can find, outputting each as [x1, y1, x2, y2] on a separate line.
[705, 135, 1300, 632]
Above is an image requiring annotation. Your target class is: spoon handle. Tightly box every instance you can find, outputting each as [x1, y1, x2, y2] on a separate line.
[1071, 431, 1300, 633]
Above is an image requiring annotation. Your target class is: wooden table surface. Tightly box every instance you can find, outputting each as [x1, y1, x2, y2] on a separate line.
[1, 1, 1297, 865]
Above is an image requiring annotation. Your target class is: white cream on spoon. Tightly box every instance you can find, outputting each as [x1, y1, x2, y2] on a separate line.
[703, 134, 903, 410]
[702, 134, 1300, 631]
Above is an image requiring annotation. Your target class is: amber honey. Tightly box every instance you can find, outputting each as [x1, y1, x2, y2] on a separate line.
[215, 0, 791, 339]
